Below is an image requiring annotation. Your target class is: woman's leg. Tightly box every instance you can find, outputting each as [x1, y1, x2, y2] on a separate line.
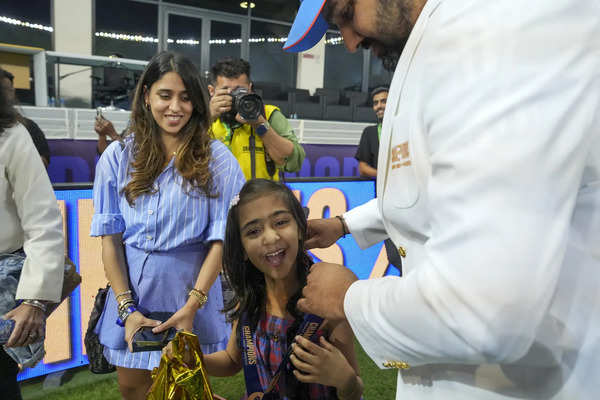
[116, 366, 152, 400]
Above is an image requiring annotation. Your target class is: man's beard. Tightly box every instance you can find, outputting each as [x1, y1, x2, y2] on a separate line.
[372, 0, 413, 71]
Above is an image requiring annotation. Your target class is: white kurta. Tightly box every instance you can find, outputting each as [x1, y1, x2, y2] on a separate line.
[0, 123, 64, 302]
[343, 0, 600, 398]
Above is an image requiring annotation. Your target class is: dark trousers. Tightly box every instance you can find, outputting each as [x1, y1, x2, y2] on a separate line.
[0, 348, 22, 400]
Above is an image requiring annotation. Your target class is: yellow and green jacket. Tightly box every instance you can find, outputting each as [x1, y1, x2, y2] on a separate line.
[210, 105, 305, 181]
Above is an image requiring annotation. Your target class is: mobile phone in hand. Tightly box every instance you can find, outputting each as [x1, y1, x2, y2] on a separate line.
[96, 107, 104, 120]
[0, 318, 15, 345]
[131, 326, 176, 352]
[130, 311, 176, 353]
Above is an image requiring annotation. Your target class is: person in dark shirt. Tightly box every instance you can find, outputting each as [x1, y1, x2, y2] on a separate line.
[0, 68, 50, 167]
[354, 86, 401, 271]
[355, 86, 389, 178]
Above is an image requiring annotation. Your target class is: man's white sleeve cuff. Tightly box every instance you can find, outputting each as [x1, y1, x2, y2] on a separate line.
[344, 199, 388, 249]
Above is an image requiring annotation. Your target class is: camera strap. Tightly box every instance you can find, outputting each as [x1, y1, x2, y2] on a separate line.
[249, 134, 256, 179]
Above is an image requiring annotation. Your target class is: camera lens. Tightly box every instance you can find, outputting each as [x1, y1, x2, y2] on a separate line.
[236, 93, 263, 121]
[239, 96, 260, 116]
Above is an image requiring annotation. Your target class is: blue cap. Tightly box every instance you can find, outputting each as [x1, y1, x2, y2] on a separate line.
[283, 0, 329, 53]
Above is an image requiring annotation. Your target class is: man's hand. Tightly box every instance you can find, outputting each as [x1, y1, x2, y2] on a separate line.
[236, 113, 266, 127]
[297, 262, 358, 324]
[94, 117, 118, 140]
[209, 88, 233, 119]
[4, 303, 46, 347]
[305, 218, 346, 249]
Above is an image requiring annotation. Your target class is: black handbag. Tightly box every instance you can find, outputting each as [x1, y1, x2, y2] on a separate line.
[84, 285, 116, 374]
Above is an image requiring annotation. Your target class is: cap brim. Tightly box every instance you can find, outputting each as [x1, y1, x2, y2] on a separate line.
[283, 0, 329, 53]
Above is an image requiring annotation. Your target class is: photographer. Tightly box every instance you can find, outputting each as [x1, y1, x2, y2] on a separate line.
[208, 58, 304, 181]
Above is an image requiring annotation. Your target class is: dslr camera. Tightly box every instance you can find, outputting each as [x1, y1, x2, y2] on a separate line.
[222, 87, 264, 123]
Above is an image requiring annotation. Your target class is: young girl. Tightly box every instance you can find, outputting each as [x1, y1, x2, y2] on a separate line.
[203, 179, 363, 399]
[90, 51, 245, 400]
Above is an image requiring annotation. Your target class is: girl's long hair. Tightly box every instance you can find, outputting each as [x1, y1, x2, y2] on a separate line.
[222, 179, 313, 399]
[124, 51, 215, 205]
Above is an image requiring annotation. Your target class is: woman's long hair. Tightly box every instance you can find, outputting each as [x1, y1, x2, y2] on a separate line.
[222, 179, 313, 398]
[124, 51, 215, 205]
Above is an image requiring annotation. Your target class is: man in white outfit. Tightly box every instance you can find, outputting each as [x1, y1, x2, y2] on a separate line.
[284, 0, 600, 398]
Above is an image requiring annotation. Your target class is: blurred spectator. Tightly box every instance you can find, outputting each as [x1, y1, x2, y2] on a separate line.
[94, 110, 127, 155]
[0, 68, 50, 167]
[0, 66, 64, 400]
[355, 86, 388, 178]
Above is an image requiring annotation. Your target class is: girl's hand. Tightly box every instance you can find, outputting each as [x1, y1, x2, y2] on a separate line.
[290, 335, 357, 390]
[152, 301, 197, 334]
[124, 311, 162, 352]
[161, 340, 177, 364]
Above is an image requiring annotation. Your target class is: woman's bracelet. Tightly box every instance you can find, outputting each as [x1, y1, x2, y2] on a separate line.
[189, 288, 208, 309]
[115, 290, 132, 301]
[118, 299, 136, 313]
[116, 305, 137, 327]
[336, 215, 349, 237]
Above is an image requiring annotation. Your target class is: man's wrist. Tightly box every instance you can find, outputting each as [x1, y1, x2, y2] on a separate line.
[254, 120, 270, 137]
[22, 300, 48, 313]
[335, 215, 349, 237]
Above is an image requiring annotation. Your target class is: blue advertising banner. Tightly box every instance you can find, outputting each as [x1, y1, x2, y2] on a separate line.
[46, 140, 360, 183]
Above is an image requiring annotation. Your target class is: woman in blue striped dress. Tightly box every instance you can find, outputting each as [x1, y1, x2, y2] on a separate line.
[90, 51, 245, 400]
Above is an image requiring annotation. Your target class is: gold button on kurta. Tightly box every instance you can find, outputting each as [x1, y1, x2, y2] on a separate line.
[398, 246, 407, 258]
[383, 360, 410, 369]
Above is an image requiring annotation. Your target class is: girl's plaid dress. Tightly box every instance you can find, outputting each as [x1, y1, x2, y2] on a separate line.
[248, 313, 336, 399]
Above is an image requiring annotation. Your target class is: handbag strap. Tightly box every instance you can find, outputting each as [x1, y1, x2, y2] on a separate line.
[239, 312, 324, 398]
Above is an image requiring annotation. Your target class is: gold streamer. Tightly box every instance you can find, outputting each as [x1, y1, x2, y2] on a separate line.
[147, 331, 214, 400]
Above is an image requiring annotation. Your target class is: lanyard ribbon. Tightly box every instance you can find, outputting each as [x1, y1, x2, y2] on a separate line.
[240, 313, 324, 399]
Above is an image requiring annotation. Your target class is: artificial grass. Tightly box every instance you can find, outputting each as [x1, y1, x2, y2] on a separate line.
[21, 340, 397, 399]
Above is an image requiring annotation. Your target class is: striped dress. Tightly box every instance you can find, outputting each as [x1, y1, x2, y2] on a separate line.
[90, 136, 245, 370]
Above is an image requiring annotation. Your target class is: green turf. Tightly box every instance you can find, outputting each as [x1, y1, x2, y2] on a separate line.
[21, 341, 397, 399]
